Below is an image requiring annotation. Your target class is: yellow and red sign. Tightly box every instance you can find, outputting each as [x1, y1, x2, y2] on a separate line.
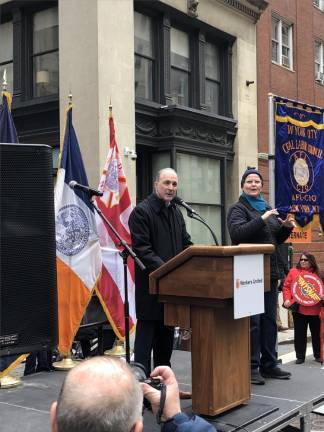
[292, 272, 324, 306]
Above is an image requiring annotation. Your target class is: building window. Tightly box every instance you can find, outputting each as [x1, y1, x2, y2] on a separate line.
[134, 8, 233, 117]
[205, 41, 220, 114]
[314, 0, 324, 11]
[170, 28, 190, 106]
[32, 7, 59, 98]
[0, 21, 13, 93]
[149, 151, 223, 243]
[177, 153, 222, 245]
[272, 17, 293, 69]
[315, 40, 324, 83]
[134, 12, 154, 100]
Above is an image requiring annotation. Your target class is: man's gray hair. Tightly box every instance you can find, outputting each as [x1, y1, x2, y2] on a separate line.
[55, 357, 143, 432]
[155, 167, 177, 182]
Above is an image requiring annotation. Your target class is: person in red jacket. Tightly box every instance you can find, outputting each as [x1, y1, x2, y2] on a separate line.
[283, 252, 322, 364]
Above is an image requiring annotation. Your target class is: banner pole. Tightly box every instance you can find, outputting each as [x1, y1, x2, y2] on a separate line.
[268, 93, 275, 208]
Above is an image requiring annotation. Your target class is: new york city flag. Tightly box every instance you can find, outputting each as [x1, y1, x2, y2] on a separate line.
[54, 105, 102, 355]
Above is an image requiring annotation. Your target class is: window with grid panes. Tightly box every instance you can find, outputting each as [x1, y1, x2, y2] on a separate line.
[271, 16, 293, 70]
[315, 40, 324, 82]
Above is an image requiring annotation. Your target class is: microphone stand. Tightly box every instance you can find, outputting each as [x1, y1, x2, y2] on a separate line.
[90, 199, 145, 364]
[187, 211, 219, 246]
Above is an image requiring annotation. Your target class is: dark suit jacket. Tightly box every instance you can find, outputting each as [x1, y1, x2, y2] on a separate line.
[129, 193, 192, 320]
[227, 195, 292, 280]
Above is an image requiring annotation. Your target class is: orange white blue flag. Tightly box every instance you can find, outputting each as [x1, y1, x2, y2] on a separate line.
[95, 111, 136, 339]
[55, 105, 102, 355]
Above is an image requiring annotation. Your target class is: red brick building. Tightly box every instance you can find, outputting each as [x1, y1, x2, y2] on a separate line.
[256, 0, 324, 266]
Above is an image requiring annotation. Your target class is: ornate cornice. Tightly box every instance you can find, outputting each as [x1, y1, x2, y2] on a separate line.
[217, 0, 268, 21]
[135, 101, 236, 159]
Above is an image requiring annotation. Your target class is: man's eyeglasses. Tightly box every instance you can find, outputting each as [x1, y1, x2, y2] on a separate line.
[300, 258, 309, 262]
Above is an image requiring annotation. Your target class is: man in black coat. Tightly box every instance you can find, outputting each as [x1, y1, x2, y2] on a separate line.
[129, 168, 192, 377]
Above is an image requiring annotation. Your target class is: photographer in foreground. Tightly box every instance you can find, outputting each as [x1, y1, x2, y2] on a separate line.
[143, 365, 214, 431]
[50, 357, 214, 432]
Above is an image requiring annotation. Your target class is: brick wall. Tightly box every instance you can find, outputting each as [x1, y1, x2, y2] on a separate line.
[256, 0, 324, 269]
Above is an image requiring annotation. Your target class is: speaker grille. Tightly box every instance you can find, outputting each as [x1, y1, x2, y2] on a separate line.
[0, 143, 58, 355]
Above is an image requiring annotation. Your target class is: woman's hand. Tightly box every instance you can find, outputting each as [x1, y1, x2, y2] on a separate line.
[283, 300, 291, 308]
[261, 209, 279, 221]
[278, 215, 295, 228]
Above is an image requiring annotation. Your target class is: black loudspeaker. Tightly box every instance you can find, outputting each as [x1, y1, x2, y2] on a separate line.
[0, 143, 58, 355]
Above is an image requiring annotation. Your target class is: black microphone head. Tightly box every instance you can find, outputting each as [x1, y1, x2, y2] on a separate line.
[172, 196, 183, 205]
[69, 180, 77, 189]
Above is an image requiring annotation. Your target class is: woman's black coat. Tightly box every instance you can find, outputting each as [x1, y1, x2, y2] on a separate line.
[129, 193, 192, 320]
[227, 195, 292, 280]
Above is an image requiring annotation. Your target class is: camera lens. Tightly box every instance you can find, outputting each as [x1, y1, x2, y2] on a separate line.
[130, 362, 148, 382]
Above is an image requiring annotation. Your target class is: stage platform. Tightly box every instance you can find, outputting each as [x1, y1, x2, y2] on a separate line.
[0, 351, 323, 431]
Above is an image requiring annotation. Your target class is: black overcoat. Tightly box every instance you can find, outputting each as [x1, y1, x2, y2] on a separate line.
[129, 193, 192, 320]
[227, 195, 292, 280]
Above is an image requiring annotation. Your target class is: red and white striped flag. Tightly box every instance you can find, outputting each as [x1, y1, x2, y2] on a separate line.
[95, 110, 136, 339]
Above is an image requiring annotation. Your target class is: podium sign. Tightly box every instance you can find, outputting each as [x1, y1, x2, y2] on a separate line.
[234, 254, 264, 319]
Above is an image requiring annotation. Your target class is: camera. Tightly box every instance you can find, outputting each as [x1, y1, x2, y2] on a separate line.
[124, 147, 137, 160]
[130, 362, 164, 390]
[143, 377, 164, 391]
[130, 362, 164, 410]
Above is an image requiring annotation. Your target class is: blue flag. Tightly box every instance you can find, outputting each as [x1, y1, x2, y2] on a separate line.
[275, 97, 324, 227]
[0, 92, 18, 143]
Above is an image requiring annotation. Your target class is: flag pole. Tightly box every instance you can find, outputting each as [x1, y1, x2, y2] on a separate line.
[268, 93, 275, 208]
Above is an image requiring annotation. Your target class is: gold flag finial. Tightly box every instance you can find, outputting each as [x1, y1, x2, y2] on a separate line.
[2, 68, 7, 92]
[68, 91, 73, 106]
[109, 98, 112, 118]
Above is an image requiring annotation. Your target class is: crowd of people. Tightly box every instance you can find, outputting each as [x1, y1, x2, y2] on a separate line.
[18, 166, 324, 430]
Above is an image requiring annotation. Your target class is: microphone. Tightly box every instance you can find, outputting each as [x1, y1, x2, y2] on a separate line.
[69, 181, 103, 197]
[173, 196, 197, 215]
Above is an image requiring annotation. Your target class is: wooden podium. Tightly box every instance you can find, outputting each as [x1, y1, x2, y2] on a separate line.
[149, 244, 274, 416]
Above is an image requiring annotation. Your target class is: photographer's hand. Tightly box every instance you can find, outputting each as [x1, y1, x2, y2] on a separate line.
[142, 366, 181, 421]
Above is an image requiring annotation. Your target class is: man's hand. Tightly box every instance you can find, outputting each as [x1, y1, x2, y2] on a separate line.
[142, 366, 181, 422]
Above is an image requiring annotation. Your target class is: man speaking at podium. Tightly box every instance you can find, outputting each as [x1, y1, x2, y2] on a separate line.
[129, 168, 192, 386]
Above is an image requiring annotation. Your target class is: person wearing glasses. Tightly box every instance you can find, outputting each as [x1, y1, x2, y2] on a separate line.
[282, 252, 322, 364]
[227, 167, 294, 385]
